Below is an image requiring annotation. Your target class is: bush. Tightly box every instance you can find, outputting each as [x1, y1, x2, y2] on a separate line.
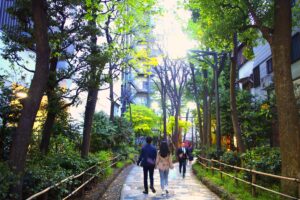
[116, 161, 124, 168]
[220, 151, 241, 171]
[241, 146, 281, 184]
[0, 162, 17, 199]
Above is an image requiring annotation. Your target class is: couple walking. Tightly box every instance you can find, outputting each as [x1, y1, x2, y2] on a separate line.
[137, 137, 191, 195]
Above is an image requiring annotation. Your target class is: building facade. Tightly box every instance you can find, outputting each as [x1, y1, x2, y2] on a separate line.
[238, 33, 300, 106]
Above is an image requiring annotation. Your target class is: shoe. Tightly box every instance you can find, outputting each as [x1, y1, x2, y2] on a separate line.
[165, 190, 169, 194]
[143, 191, 148, 194]
[183, 174, 185, 178]
[150, 187, 156, 193]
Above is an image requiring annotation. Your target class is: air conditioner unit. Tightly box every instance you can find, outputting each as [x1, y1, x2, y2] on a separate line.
[261, 74, 274, 88]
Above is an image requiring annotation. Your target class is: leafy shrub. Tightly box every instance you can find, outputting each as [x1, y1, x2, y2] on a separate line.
[116, 161, 124, 168]
[0, 162, 17, 199]
[241, 146, 281, 184]
[91, 112, 134, 152]
[206, 146, 224, 159]
[220, 151, 241, 171]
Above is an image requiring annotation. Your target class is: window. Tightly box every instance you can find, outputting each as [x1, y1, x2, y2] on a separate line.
[253, 66, 260, 88]
[266, 59, 273, 74]
[292, 33, 300, 63]
[143, 81, 148, 90]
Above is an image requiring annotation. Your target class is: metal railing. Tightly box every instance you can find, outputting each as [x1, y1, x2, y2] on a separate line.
[26, 155, 121, 200]
[198, 156, 300, 200]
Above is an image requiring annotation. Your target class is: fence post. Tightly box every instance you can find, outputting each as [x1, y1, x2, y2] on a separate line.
[251, 170, 257, 197]
[211, 159, 214, 175]
[219, 161, 222, 180]
[234, 166, 238, 186]
[298, 173, 300, 199]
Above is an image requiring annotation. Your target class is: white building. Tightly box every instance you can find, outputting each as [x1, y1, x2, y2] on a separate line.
[238, 33, 300, 103]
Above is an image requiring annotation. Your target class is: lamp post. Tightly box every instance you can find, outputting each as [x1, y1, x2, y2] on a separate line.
[189, 50, 222, 153]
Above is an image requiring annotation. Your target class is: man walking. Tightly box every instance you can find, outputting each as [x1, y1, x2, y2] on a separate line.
[177, 142, 188, 178]
[137, 136, 157, 194]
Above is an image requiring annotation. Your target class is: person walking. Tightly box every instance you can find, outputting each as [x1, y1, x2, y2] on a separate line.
[156, 141, 173, 194]
[187, 143, 194, 165]
[137, 136, 157, 194]
[177, 142, 188, 178]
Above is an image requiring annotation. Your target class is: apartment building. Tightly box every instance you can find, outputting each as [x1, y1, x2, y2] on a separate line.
[238, 33, 300, 104]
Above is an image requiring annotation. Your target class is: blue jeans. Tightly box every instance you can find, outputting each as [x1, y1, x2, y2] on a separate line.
[159, 169, 169, 190]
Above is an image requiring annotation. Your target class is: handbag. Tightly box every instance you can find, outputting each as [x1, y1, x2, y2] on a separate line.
[146, 157, 155, 165]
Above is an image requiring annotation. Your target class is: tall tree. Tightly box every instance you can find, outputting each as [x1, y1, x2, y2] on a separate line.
[153, 58, 168, 140]
[230, 34, 246, 153]
[187, 0, 300, 196]
[8, 0, 50, 197]
[165, 59, 190, 148]
[189, 64, 204, 146]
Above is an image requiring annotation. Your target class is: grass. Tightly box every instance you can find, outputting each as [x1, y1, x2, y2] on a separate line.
[192, 163, 280, 200]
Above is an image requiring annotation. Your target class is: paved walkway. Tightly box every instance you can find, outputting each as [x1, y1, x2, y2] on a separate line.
[120, 162, 220, 200]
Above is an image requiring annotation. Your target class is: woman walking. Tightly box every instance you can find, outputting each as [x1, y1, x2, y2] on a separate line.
[156, 141, 173, 194]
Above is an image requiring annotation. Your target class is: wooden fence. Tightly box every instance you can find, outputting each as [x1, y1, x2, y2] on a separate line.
[26, 155, 121, 200]
[197, 156, 300, 200]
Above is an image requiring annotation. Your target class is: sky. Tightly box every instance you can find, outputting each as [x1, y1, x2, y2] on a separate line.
[153, 0, 196, 59]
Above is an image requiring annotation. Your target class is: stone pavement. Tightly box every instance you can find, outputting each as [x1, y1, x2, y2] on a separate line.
[120, 162, 220, 200]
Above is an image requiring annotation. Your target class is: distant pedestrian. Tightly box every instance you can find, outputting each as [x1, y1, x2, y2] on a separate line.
[187, 143, 194, 165]
[176, 142, 188, 178]
[137, 136, 157, 194]
[156, 140, 173, 194]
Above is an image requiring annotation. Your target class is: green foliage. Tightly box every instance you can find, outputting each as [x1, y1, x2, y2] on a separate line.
[90, 112, 134, 152]
[241, 146, 281, 175]
[166, 116, 192, 135]
[237, 91, 273, 149]
[0, 162, 17, 199]
[124, 104, 159, 136]
[220, 151, 241, 170]
[241, 146, 281, 185]
[116, 161, 124, 168]
[193, 163, 280, 200]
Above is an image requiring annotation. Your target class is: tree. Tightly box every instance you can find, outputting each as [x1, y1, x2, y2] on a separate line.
[124, 104, 159, 137]
[8, 0, 50, 197]
[152, 55, 168, 140]
[165, 59, 190, 148]
[188, 64, 204, 146]
[186, 0, 300, 196]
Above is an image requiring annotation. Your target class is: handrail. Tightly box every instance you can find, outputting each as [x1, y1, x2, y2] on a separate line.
[26, 154, 121, 200]
[197, 156, 300, 200]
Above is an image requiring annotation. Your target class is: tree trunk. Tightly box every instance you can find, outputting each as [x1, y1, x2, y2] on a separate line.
[109, 64, 114, 122]
[202, 69, 209, 146]
[0, 119, 7, 161]
[81, 20, 100, 158]
[40, 57, 58, 155]
[183, 109, 189, 141]
[40, 111, 56, 154]
[81, 88, 98, 158]
[9, 0, 50, 197]
[207, 97, 212, 147]
[269, 0, 300, 196]
[162, 87, 167, 140]
[174, 112, 179, 148]
[230, 33, 246, 153]
[190, 64, 204, 145]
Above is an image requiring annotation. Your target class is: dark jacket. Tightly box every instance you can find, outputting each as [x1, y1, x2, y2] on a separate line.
[137, 143, 157, 167]
[177, 147, 188, 161]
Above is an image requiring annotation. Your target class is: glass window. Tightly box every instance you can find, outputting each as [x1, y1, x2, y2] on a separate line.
[266, 59, 273, 74]
[253, 66, 260, 88]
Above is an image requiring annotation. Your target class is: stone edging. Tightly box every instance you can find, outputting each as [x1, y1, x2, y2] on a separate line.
[192, 167, 236, 200]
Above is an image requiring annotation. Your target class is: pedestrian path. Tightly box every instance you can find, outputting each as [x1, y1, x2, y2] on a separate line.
[120, 162, 220, 200]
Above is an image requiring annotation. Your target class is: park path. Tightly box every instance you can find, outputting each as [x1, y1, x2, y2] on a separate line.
[120, 162, 220, 200]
